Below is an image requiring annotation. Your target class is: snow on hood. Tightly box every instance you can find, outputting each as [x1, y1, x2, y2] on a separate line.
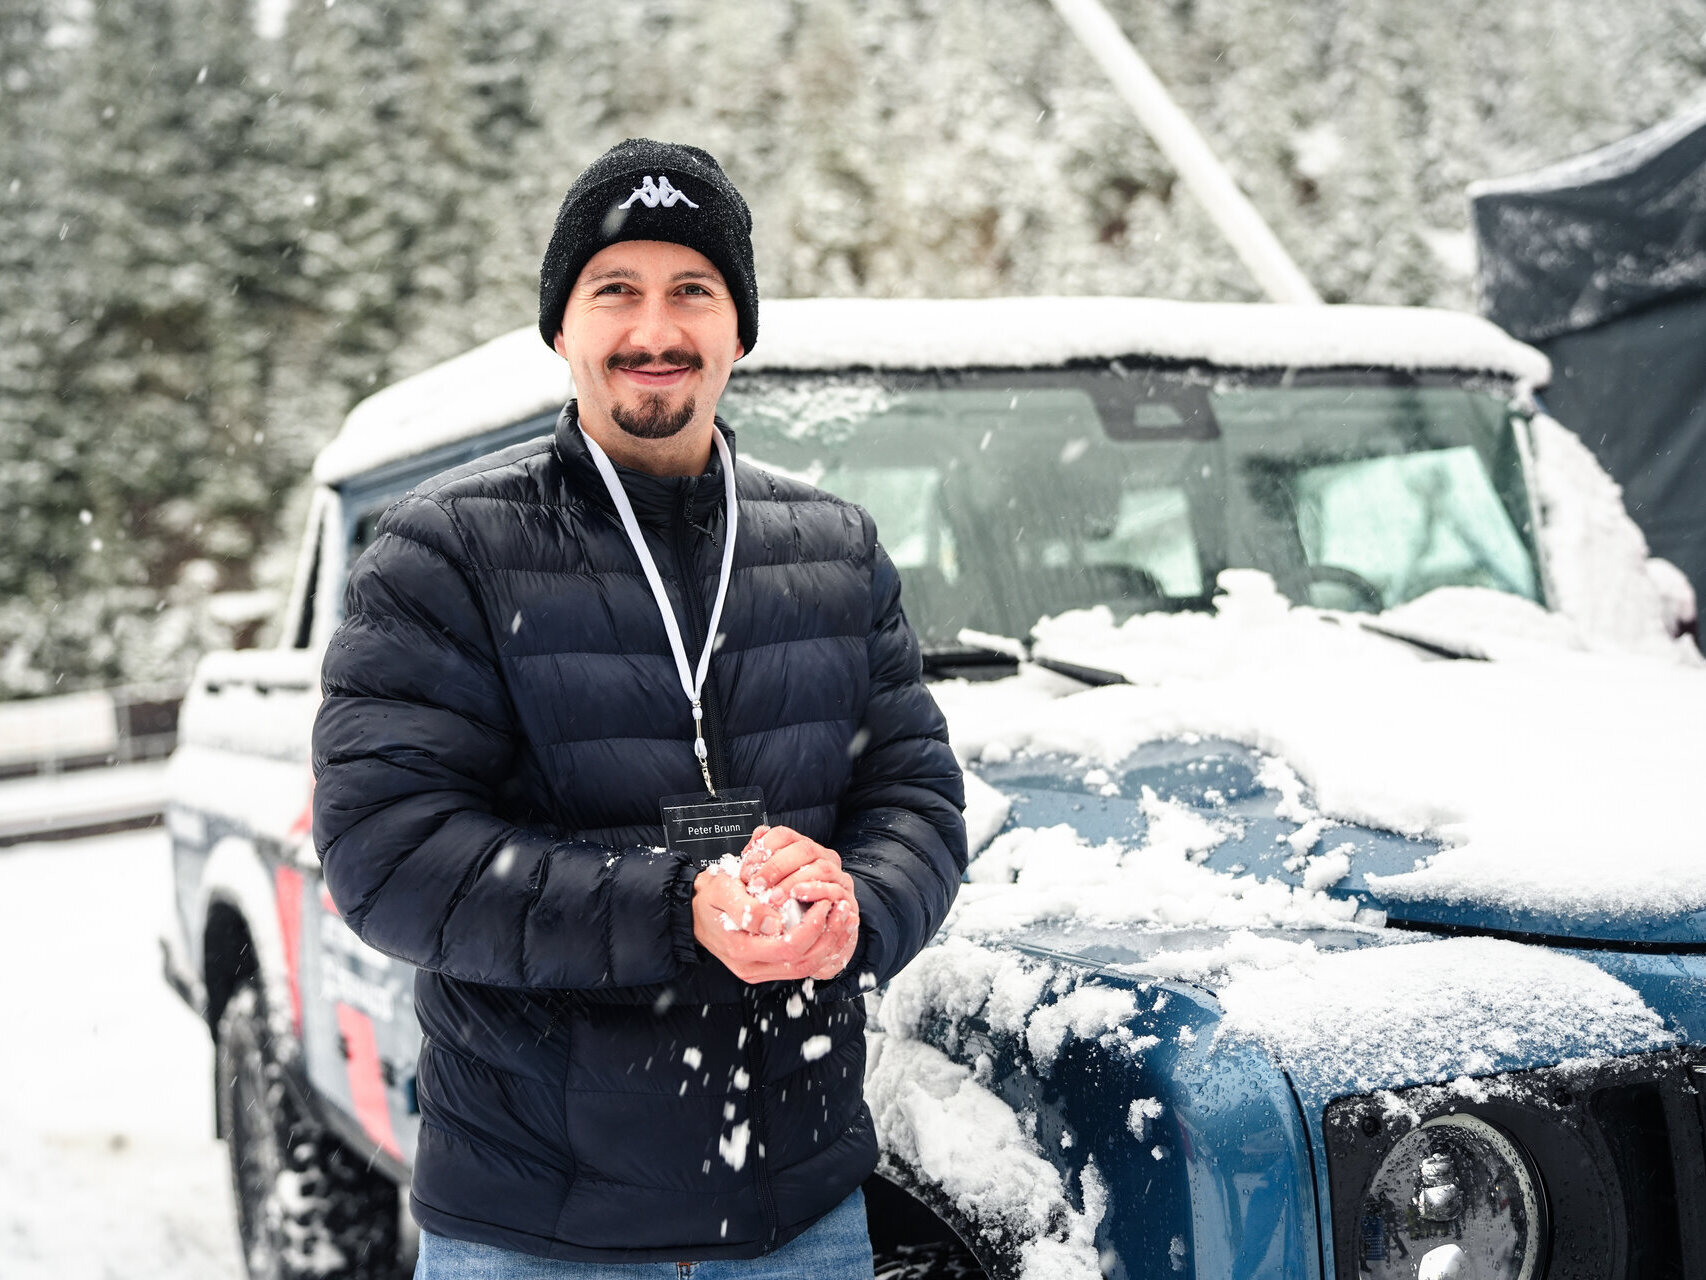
[949, 810, 1364, 941]
[935, 576, 1706, 927]
[1211, 935, 1675, 1095]
[880, 933, 1673, 1099]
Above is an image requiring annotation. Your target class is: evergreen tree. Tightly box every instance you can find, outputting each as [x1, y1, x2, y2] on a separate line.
[3, 0, 1704, 698]
[0, 0, 302, 694]
[0, 0, 74, 693]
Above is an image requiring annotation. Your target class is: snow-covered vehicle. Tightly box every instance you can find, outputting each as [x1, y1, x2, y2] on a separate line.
[163, 296, 1706, 1280]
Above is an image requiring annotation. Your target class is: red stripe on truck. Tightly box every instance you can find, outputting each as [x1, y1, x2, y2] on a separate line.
[337, 1003, 402, 1160]
[273, 865, 304, 1037]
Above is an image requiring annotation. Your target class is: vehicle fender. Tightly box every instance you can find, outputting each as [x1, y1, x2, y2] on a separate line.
[198, 833, 298, 1058]
[872, 958, 1323, 1279]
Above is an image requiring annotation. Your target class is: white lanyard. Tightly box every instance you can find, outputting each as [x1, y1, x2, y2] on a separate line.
[580, 427, 739, 795]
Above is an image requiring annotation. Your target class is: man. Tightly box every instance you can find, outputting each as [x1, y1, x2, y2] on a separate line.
[312, 139, 966, 1277]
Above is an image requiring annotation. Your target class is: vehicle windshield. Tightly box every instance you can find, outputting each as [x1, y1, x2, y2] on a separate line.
[719, 367, 1542, 650]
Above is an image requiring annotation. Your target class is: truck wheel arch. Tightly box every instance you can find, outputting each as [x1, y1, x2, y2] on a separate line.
[866, 1171, 992, 1278]
[198, 835, 296, 1059]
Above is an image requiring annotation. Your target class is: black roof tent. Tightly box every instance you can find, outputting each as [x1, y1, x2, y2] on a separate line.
[1471, 106, 1706, 642]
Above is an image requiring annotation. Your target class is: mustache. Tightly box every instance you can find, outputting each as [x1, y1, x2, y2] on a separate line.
[606, 348, 704, 373]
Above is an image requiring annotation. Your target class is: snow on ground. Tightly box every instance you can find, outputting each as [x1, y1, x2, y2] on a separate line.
[0, 829, 242, 1280]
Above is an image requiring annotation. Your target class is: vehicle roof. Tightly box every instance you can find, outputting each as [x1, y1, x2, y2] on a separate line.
[314, 296, 1551, 485]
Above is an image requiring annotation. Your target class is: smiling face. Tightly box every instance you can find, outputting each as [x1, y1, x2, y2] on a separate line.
[553, 240, 745, 474]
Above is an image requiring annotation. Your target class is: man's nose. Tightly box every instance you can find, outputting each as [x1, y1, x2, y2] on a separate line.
[626, 294, 685, 355]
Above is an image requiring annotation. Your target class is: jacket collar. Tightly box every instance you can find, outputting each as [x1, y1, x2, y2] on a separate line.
[554, 400, 734, 531]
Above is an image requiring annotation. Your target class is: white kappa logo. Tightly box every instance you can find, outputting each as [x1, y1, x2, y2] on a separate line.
[618, 175, 699, 210]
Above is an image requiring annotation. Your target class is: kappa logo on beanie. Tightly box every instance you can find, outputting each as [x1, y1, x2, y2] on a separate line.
[539, 139, 759, 354]
[619, 176, 699, 211]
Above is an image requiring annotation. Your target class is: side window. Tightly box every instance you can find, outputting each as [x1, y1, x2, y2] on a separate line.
[349, 509, 381, 562]
[291, 536, 322, 650]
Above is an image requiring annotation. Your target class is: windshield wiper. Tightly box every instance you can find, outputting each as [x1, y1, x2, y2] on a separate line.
[920, 645, 1023, 675]
[1031, 655, 1130, 686]
[920, 632, 1129, 687]
[1352, 619, 1487, 662]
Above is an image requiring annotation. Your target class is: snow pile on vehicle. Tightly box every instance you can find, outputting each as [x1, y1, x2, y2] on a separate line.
[1023, 984, 1143, 1069]
[1212, 936, 1676, 1093]
[316, 300, 1549, 484]
[742, 298, 1551, 384]
[879, 939, 1159, 1074]
[316, 328, 570, 483]
[866, 1034, 1108, 1280]
[878, 935, 1057, 1042]
[935, 573, 1706, 923]
[1527, 414, 1697, 655]
[951, 814, 1362, 939]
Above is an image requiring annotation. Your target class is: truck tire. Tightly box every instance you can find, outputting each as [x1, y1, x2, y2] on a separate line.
[216, 982, 402, 1280]
[872, 1240, 987, 1279]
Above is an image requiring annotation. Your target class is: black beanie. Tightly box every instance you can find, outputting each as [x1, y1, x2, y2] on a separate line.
[538, 139, 758, 354]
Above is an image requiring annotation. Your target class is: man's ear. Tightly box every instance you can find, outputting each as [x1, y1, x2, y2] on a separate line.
[552, 330, 568, 360]
[734, 341, 746, 361]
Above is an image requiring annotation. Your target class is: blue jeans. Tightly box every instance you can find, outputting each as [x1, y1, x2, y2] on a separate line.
[413, 1188, 873, 1279]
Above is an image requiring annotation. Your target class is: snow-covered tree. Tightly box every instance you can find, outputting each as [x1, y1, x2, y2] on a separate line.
[2, 0, 1703, 696]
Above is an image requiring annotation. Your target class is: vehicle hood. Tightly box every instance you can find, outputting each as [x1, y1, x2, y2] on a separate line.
[936, 587, 1706, 950]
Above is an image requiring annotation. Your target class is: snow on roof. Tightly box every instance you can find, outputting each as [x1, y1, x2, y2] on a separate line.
[313, 297, 1550, 485]
[314, 328, 572, 485]
[727, 297, 1549, 380]
[1468, 100, 1706, 198]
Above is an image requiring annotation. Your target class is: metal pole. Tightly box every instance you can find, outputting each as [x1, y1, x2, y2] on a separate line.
[1047, 0, 1323, 306]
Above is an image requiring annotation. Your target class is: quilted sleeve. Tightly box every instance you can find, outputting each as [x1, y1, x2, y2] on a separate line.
[824, 523, 967, 997]
[311, 494, 699, 990]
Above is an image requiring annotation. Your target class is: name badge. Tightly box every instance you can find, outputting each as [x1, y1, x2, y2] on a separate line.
[660, 787, 767, 859]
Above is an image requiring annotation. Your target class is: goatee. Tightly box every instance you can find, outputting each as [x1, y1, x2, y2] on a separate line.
[606, 347, 703, 440]
[611, 394, 697, 440]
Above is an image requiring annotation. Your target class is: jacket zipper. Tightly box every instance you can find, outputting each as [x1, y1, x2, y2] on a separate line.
[742, 990, 781, 1247]
[670, 486, 731, 793]
[678, 488, 778, 1245]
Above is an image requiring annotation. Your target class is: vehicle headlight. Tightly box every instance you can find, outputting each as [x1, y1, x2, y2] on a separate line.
[1357, 1114, 1545, 1280]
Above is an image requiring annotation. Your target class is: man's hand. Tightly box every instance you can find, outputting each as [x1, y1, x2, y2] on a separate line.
[690, 826, 860, 983]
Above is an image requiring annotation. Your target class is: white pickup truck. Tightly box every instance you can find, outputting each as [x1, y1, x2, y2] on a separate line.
[163, 296, 1701, 1280]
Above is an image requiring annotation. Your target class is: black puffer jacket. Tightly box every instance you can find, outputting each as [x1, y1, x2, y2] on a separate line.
[312, 404, 966, 1262]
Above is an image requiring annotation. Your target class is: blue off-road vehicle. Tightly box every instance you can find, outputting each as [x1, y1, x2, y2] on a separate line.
[164, 296, 1706, 1279]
